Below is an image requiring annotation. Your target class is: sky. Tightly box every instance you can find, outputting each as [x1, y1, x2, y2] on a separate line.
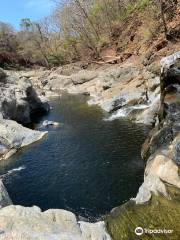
[0, 0, 55, 29]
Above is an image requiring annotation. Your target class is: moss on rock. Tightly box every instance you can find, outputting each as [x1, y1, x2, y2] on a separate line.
[106, 186, 180, 240]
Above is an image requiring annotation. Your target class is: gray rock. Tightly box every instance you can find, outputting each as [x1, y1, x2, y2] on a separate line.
[0, 75, 49, 124]
[173, 134, 180, 165]
[160, 51, 180, 72]
[134, 174, 167, 204]
[134, 151, 180, 204]
[0, 69, 7, 83]
[15, 63, 159, 125]
[0, 180, 12, 208]
[135, 97, 160, 125]
[135, 52, 180, 204]
[71, 70, 98, 85]
[0, 119, 47, 161]
[0, 205, 111, 240]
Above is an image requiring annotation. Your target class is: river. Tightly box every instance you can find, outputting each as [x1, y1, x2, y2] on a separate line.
[0, 94, 150, 221]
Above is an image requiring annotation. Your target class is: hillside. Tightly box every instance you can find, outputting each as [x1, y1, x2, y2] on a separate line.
[0, 0, 179, 69]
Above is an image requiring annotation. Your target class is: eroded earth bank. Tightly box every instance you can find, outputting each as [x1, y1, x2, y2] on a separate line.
[0, 51, 180, 239]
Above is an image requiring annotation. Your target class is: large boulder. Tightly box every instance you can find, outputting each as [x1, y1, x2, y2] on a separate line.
[0, 74, 50, 124]
[135, 151, 180, 204]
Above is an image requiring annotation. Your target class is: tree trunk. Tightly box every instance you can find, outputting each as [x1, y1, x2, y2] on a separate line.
[74, 0, 100, 41]
[159, 0, 168, 39]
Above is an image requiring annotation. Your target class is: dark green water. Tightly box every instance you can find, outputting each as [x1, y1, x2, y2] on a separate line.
[0, 94, 149, 221]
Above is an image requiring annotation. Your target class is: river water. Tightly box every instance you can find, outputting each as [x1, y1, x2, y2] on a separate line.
[0, 94, 150, 221]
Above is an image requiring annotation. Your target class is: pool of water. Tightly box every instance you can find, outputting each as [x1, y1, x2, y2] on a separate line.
[0, 94, 150, 221]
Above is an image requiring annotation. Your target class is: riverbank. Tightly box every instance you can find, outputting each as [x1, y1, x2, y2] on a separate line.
[106, 52, 180, 239]
[0, 69, 49, 161]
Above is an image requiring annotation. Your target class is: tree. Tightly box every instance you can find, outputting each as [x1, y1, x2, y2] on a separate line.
[158, 0, 168, 39]
[0, 22, 19, 67]
[157, 0, 178, 40]
[20, 18, 32, 31]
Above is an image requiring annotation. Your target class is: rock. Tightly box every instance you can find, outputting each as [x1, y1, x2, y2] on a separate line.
[135, 97, 160, 125]
[135, 152, 180, 204]
[0, 180, 12, 208]
[136, 52, 180, 203]
[101, 90, 147, 112]
[0, 205, 111, 240]
[44, 209, 81, 235]
[141, 124, 173, 161]
[15, 61, 160, 125]
[160, 51, 180, 72]
[0, 70, 50, 161]
[173, 134, 180, 165]
[71, 70, 98, 85]
[0, 74, 50, 124]
[46, 75, 72, 92]
[42, 120, 59, 127]
[133, 174, 167, 204]
[106, 52, 180, 240]
[146, 154, 180, 188]
[0, 69, 7, 83]
[146, 75, 160, 92]
[80, 221, 111, 240]
[0, 119, 47, 161]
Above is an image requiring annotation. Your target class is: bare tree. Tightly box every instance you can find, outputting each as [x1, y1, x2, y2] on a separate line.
[158, 0, 168, 39]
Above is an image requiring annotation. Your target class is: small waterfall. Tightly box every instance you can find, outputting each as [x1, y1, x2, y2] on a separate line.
[105, 94, 160, 121]
[104, 104, 149, 121]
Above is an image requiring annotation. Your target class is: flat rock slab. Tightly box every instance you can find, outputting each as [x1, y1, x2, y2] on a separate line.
[0, 119, 47, 161]
[0, 205, 111, 240]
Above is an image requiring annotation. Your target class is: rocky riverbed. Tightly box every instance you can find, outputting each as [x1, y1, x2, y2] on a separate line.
[0, 52, 179, 239]
[13, 57, 161, 126]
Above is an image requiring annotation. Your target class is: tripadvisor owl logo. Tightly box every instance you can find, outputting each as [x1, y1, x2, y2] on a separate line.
[135, 227, 144, 236]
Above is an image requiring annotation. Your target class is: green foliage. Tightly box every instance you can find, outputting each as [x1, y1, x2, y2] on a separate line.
[48, 52, 66, 66]
[118, 0, 152, 21]
[118, 4, 135, 21]
[136, 0, 152, 10]
[89, 2, 102, 18]
[63, 37, 78, 50]
[20, 18, 32, 31]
